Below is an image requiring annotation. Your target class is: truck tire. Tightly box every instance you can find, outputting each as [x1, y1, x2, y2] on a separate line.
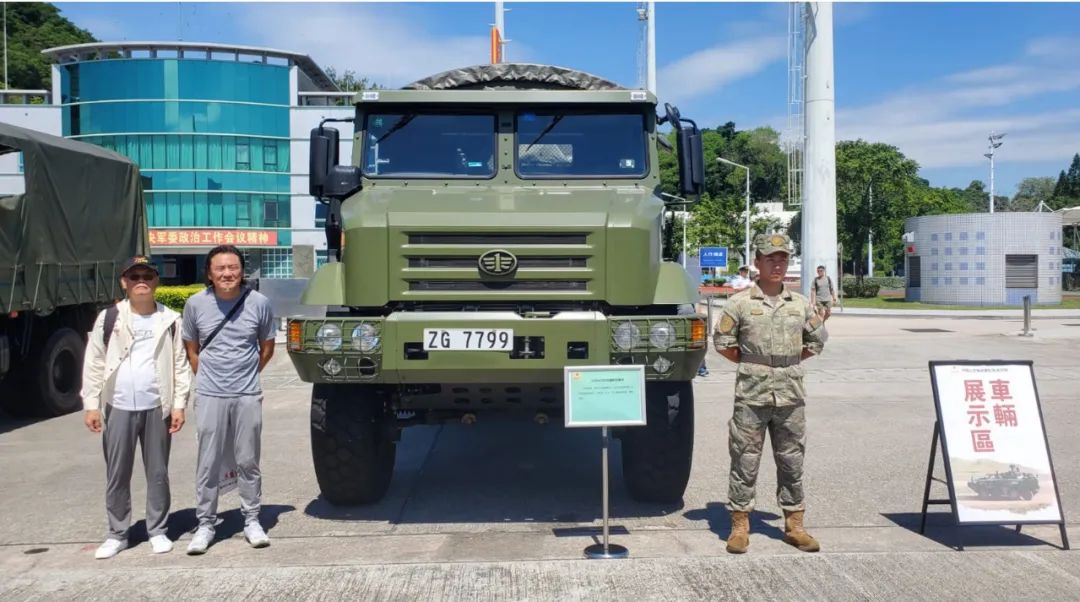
[620, 381, 695, 503]
[310, 384, 397, 505]
[34, 328, 86, 417]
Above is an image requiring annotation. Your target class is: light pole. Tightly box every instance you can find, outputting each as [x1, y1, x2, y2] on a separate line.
[717, 157, 751, 267]
[984, 132, 1005, 213]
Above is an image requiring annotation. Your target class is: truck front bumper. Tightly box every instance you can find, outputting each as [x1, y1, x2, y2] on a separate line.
[286, 311, 707, 385]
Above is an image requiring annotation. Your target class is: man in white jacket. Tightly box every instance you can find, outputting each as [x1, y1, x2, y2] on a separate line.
[81, 256, 191, 559]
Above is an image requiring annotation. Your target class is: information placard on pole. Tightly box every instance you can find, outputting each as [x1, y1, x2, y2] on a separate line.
[921, 360, 1068, 550]
[565, 365, 646, 559]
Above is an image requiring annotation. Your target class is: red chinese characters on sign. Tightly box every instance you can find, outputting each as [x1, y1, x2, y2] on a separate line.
[960, 377, 1018, 453]
[149, 229, 278, 247]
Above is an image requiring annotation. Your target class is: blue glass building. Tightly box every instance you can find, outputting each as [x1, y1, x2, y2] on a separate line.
[41, 42, 354, 282]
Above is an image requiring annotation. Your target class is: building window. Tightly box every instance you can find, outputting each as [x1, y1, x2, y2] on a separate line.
[1005, 255, 1038, 288]
[960, 263, 968, 271]
[959, 247, 968, 256]
[976, 262, 985, 270]
[975, 247, 986, 255]
[976, 277, 985, 285]
[264, 141, 278, 168]
[959, 232, 968, 241]
[944, 263, 952, 271]
[1050, 246, 1056, 255]
[261, 248, 293, 279]
[944, 232, 952, 241]
[931, 263, 939, 271]
[944, 247, 953, 256]
[931, 233, 938, 242]
[316, 249, 329, 269]
[931, 277, 939, 285]
[236, 142, 251, 170]
[264, 198, 279, 226]
[944, 277, 953, 285]
[960, 277, 968, 285]
[931, 248, 939, 256]
[16, 152, 24, 173]
[976, 232, 985, 240]
[315, 202, 327, 228]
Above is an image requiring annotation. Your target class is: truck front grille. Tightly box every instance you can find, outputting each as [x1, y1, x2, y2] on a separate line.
[408, 256, 587, 269]
[408, 233, 587, 245]
[408, 280, 587, 292]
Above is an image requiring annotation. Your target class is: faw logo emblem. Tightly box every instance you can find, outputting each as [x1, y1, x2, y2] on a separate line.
[478, 249, 518, 276]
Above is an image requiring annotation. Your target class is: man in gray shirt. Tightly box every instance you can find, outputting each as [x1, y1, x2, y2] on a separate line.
[809, 265, 837, 321]
[181, 245, 276, 554]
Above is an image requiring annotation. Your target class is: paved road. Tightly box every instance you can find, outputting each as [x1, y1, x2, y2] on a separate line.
[1, 315, 1077, 600]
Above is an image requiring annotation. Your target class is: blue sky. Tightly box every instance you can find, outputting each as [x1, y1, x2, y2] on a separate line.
[55, 2, 1080, 196]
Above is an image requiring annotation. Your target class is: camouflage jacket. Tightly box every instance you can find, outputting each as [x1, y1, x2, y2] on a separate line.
[713, 284, 827, 406]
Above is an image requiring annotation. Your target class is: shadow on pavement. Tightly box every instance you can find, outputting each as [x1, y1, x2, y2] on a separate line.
[0, 412, 46, 435]
[155, 504, 296, 543]
[302, 418, 687, 526]
[882, 512, 1066, 550]
[684, 502, 783, 542]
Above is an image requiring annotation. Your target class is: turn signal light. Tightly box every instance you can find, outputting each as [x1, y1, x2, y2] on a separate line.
[689, 319, 706, 349]
[288, 321, 302, 351]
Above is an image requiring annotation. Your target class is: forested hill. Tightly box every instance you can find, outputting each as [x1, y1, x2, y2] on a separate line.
[2, 3, 96, 90]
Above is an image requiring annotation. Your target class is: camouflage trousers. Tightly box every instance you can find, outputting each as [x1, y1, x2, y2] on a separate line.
[727, 402, 807, 513]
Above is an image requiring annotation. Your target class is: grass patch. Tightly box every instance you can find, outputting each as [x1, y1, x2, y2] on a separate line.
[839, 296, 1080, 310]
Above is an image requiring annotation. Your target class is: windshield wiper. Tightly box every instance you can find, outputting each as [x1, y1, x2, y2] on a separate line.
[374, 114, 417, 145]
[523, 114, 564, 152]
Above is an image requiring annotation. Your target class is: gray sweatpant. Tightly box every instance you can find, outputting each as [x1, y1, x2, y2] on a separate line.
[194, 394, 263, 528]
[102, 406, 172, 539]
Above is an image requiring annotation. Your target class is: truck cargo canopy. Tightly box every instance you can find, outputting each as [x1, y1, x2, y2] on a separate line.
[0, 122, 147, 312]
[404, 63, 625, 91]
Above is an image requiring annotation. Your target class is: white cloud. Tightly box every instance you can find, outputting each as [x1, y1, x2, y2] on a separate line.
[837, 36, 1080, 170]
[231, 4, 491, 87]
[658, 36, 786, 103]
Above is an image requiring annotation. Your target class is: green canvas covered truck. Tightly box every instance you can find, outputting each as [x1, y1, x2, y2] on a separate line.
[0, 123, 147, 417]
[287, 64, 707, 505]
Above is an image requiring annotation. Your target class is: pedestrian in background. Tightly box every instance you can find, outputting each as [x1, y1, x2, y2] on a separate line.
[182, 245, 276, 555]
[809, 265, 837, 321]
[712, 233, 827, 554]
[81, 256, 190, 559]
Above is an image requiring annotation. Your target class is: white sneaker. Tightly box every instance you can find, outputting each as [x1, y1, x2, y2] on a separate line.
[244, 522, 270, 548]
[149, 534, 173, 554]
[186, 527, 214, 555]
[94, 538, 127, 559]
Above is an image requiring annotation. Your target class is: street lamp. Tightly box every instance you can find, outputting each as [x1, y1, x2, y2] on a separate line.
[984, 132, 1005, 213]
[717, 157, 751, 266]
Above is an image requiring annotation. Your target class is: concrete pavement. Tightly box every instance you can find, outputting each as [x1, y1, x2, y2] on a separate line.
[1, 314, 1077, 600]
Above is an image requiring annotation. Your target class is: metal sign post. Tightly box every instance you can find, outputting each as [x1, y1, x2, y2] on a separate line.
[565, 365, 647, 560]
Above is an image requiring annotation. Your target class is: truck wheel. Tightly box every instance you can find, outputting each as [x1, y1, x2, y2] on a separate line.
[34, 328, 85, 417]
[310, 384, 397, 505]
[620, 381, 695, 503]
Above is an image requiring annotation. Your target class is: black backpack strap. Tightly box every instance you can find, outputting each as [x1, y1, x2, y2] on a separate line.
[200, 288, 252, 351]
[102, 305, 120, 350]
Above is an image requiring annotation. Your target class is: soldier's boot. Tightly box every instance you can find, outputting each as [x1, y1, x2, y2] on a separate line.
[726, 511, 750, 554]
[782, 510, 820, 552]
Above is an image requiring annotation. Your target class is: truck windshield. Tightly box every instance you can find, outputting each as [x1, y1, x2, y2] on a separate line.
[515, 111, 648, 178]
[362, 113, 496, 178]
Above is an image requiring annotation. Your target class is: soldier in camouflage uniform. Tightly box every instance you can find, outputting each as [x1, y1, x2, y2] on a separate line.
[712, 232, 827, 554]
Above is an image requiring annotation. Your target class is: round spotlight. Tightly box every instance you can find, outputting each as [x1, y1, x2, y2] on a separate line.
[351, 323, 380, 352]
[649, 322, 677, 350]
[612, 322, 641, 351]
[316, 323, 342, 352]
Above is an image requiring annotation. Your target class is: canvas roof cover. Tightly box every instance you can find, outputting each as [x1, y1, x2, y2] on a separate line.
[0, 122, 147, 311]
[404, 63, 625, 91]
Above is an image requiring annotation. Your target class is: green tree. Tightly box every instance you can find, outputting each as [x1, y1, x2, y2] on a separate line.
[324, 67, 382, 92]
[2, 4, 96, 91]
[1012, 176, 1057, 211]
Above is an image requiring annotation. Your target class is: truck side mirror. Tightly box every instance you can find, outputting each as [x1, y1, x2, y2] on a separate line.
[309, 126, 339, 198]
[663, 103, 703, 199]
[309, 127, 362, 199]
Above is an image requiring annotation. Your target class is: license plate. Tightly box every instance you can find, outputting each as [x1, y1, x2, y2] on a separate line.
[423, 328, 514, 351]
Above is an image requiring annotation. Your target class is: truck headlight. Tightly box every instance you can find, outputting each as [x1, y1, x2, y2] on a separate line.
[315, 323, 342, 352]
[649, 322, 676, 350]
[351, 323, 380, 352]
[612, 322, 641, 351]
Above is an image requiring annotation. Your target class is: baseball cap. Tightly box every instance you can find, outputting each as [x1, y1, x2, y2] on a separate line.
[753, 233, 793, 256]
[120, 255, 159, 276]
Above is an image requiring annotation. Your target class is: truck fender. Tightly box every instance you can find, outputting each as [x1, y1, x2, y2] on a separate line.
[652, 261, 698, 305]
[301, 262, 346, 306]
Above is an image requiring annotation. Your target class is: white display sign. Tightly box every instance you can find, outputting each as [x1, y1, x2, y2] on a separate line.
[930, 361, 1063, 524]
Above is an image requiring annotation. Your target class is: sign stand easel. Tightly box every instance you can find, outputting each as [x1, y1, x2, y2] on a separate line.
[920, 361, 1070, 551]
[564, 365, 647, 560]
[584, 426, 628, 559]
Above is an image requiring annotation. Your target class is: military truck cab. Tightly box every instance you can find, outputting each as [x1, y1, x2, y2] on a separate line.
[287, 64, 707, 505]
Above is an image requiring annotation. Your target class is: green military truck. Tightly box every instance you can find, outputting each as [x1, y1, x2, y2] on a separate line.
[287, 64, 707, 505]
[0, 123, 148, 417]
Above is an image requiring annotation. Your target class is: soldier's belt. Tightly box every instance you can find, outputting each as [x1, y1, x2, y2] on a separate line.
[740, 353, 801, 368]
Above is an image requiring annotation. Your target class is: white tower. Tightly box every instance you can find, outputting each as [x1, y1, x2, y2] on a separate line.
[800, 2, 838, 294]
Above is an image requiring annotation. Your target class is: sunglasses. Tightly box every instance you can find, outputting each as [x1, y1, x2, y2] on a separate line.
[125, 272, 157, 282]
